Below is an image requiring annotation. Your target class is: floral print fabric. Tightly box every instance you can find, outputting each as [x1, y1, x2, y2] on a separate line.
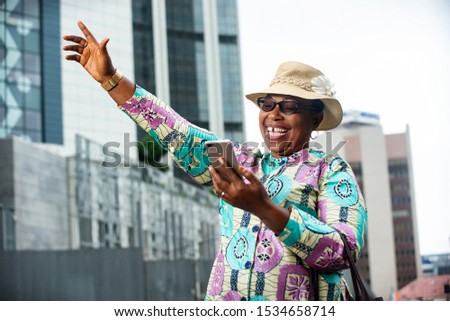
[118, 86, 367, 301]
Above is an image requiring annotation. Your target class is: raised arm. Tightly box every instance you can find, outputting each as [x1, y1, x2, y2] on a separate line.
[63, 21, 241, 188]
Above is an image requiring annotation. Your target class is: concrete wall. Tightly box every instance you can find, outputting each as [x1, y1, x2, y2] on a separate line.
[358, 126, 398, 297]
[0, 248, 213, 300]
[0, 137, 70, 250]
[0, 139, 15, 211]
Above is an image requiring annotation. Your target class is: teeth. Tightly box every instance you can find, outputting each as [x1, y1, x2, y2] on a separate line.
[267, 127, 288, 138]
[267, 127, 287, 133]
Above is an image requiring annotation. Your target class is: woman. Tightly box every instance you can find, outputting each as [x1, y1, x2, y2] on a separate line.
[63, 21, 367, 301]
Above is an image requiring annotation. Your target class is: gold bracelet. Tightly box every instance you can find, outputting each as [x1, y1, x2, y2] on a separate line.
[101, 69, 123, 91]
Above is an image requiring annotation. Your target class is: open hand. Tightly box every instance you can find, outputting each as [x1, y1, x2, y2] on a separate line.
[63, 21, 115, 83]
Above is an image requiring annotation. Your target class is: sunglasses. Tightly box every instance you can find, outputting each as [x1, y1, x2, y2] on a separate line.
[257, 96, 324, 115]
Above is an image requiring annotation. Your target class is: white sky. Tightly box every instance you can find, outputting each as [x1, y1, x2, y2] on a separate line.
[237, 0, 450, 255]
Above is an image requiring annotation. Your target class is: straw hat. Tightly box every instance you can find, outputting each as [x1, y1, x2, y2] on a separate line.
[245, 61, 343, 130]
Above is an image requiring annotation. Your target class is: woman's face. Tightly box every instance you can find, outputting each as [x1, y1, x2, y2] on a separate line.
[258, 94, 322, 158]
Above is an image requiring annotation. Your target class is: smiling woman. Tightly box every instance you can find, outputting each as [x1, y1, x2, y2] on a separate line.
[63, 21, 369, 301]
[257, 94, 323, 157]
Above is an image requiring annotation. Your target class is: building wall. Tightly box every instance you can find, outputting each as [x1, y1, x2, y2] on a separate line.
[42, 0, 63, 144]
[65, 135, 219, 260]
[0, 0, 43, 142]
[0, 248, 215, 300]
[132, 0, 244, 182]
[0, 138, 15, 222]
[138, 0, 244, 141]
[217, 0, 244, 142]
[422, 253, 450, 276]
[0, 135, 220, 259]
[0, 0, 138, 155]
[386, 129, 421, 288]
[0, 137, 69, 250]
[358, 125, 398, 297]
[2, 0, 244, 161]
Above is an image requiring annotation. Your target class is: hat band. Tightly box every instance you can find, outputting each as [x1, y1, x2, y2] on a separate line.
[270, 75, 336, 98]
[270, 76, 313, 92]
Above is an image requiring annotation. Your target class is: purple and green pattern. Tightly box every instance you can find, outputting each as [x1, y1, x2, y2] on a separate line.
[117, 86, 368, 301]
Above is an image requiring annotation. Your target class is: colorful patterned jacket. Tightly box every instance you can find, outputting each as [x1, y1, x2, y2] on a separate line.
[118, 86, 368, 301]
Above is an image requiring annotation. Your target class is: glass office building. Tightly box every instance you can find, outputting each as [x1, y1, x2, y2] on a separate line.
[1, 0, 244, 154]
[0, 0, 63, 144]
[133, 0, 245, 142]
[1, 0, 46, 142]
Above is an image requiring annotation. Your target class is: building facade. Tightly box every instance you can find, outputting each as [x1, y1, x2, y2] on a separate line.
[0, 135, 219, 262]
[386, 130, 421, 289]
[316, 110, 421, 298]
[1, 0, 244, 155]
[133, 0, 244, 141]
[0, 0, 50, 143]
[422, 253, 450, 276]
[0, 0, 243, 261]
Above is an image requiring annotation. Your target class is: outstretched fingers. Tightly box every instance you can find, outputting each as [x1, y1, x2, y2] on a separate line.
[62, 44, 84, 54]
[77, 20, 98, 44]
[65, 54, 81, 62]
[63, 35, 86, 46]
[62, 37, 85, 62]
[98, 37, 110, 51]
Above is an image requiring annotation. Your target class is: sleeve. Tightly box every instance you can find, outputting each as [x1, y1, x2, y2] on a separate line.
[118, 85, 218, 186]
[277, 155, 367, 273]
[117, 86, 263, 187]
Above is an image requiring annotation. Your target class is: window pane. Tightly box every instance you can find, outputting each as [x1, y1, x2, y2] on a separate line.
[24, 53, 40, 73]
[25, 129, 41, 142]
[24, 109, 41, 130]
[24, 0, 40, 17]
[24, 86, 40, 109]
[6, 107, 24, 127]
[6, 50, 22, 69]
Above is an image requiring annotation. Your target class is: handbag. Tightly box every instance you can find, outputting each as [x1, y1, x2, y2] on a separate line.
[309, 231, 383, 301]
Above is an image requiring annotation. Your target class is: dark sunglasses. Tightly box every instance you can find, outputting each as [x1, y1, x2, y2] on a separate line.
[257, 96, 324, 115]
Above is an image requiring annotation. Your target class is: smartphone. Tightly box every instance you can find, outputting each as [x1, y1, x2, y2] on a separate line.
[205, 140, 241, 177]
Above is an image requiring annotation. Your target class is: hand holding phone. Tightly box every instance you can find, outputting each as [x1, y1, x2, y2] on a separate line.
[205, 140, 241, 178]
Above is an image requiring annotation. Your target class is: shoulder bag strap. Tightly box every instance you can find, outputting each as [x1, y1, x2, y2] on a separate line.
[338, 231, 383, 301]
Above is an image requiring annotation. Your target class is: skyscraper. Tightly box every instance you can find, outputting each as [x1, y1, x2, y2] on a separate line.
[0, 0, 245, 253]
[133, 0, 244, 140]
[132, 0, 244, 180]
[317, 110, 421, 298]
[386, 130, 421, 289]
[0, 0, 51, 143]
[1, 0, 245, 156]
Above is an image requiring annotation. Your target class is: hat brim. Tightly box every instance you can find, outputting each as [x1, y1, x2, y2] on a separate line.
[245, 83, 343, 130]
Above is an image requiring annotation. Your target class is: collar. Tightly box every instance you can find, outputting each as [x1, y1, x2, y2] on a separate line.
[262, 147, 312, 168]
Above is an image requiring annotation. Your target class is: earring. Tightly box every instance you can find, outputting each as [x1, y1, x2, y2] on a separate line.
[310, 130, 319, 140]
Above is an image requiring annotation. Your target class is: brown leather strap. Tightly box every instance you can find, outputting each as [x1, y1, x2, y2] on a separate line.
[308, 231, 383, 301]
[309, 267, 319, 300]
[337, 231, 383, 301]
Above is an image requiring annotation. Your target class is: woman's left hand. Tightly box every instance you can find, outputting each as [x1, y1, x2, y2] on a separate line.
[209, 158, 270, 213]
